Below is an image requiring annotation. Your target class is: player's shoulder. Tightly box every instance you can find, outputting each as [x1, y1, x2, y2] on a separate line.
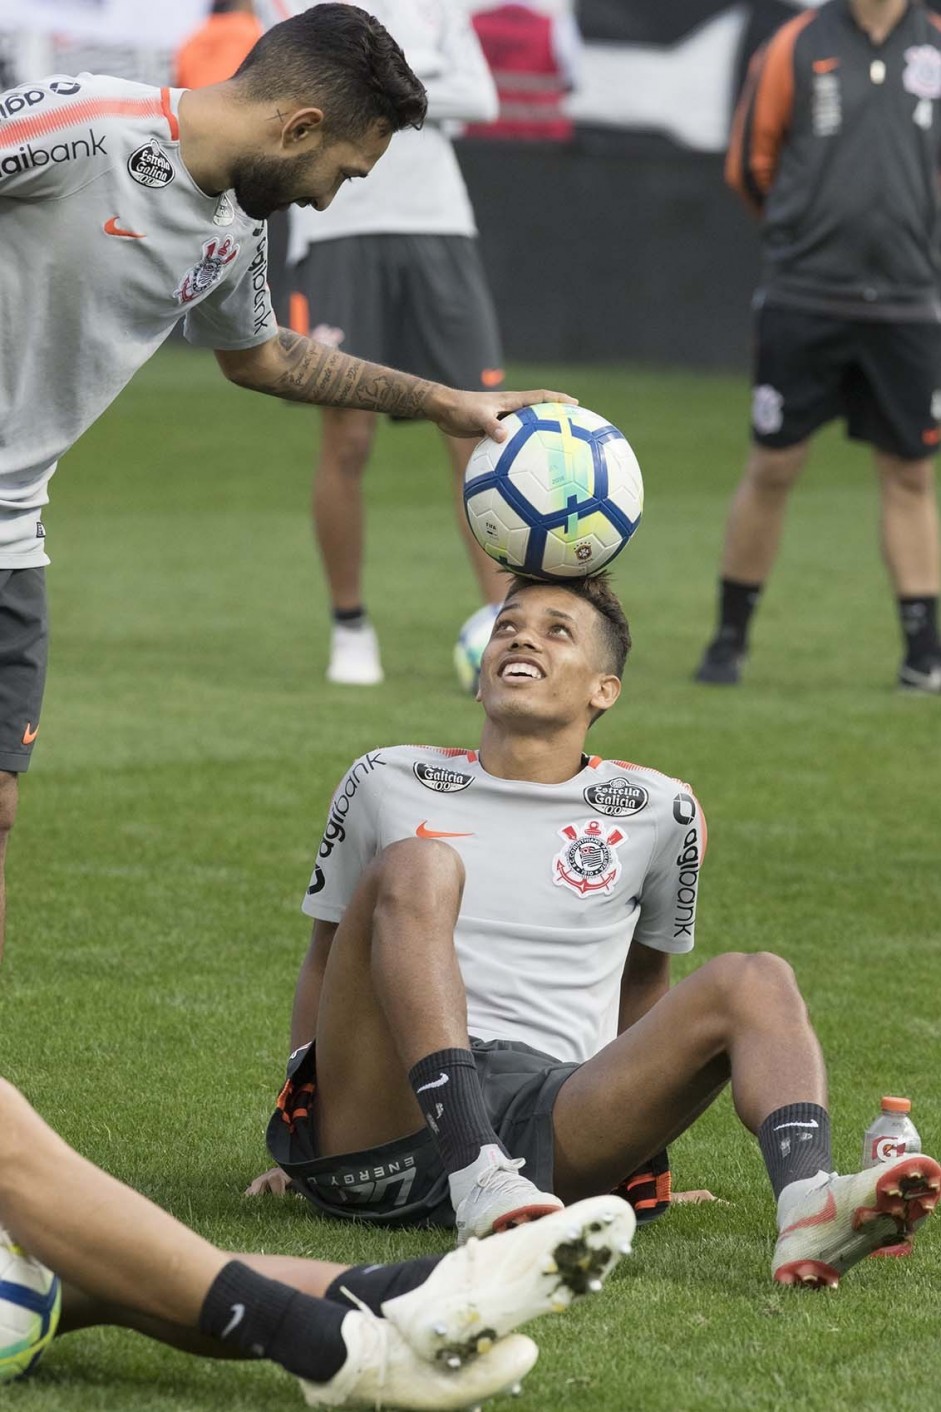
[354, 744, 481, 790]
[588, 755, 702, 824]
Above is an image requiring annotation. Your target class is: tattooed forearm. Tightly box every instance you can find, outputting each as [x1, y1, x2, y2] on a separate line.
[254, 330, 438, 419]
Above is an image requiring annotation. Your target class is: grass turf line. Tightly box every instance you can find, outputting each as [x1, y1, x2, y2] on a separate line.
[1, 347, 938, 1410]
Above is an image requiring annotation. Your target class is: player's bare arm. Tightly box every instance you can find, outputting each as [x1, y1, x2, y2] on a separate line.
[617, 941, 671, 1033]
[215, 330, 575, 440]
[289, 919, 336, 1052]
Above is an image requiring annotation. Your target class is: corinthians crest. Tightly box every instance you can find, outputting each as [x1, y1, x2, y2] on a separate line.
[174, 235, 240, 305]
[553, 818, 625, 897]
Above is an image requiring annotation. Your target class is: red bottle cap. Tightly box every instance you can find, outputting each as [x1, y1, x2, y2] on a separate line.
[880, 1096, 911, 1113]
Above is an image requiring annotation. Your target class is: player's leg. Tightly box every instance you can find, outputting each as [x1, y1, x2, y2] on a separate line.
[0, 1077, 538, 1403]
[695, 308, 843, 684]
[856, 321, 941, 692]
[0, 565, 48, 962]
[401, 234, 507, 610]
[290, 238, 385, 685]
[550, 952, 939, 1286]
[292, 838, 561, 1235]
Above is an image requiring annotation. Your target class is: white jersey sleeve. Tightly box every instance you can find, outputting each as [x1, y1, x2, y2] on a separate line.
[183, 224, 276, 350]
[632, 784, 705, 955]
[301, 750, 388, 923]
[421, 6, 498, 125]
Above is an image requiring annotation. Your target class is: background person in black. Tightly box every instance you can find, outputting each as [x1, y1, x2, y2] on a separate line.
[695, 0, 941, 693]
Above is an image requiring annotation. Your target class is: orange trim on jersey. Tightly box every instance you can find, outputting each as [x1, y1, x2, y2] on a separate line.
[727, 10, 817, 208]
[586, 755, 602, 770]
[289, 291, 310, 337]
[160, 87, 180, 141]
[0, 96, 166, 150]
[929, 13, 941, 33]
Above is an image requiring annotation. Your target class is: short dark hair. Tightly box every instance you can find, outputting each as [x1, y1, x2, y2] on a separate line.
[233, 3, 427, 137]
[504, 573, 632, 678]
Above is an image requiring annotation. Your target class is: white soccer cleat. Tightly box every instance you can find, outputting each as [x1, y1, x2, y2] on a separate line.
[772, 1154, 941, 1288]
[383, 1194, 635, 1367]
[452, 1152, 564, 1245]
[326, 623, 384, 686]
[299, 1309, 537, 1409]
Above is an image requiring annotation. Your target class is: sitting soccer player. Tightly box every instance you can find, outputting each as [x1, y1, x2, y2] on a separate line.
[0, 1075, 633, 1407]
[251, 575, 939, 1286]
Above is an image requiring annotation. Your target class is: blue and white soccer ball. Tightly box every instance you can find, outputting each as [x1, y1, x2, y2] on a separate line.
[454, 603, 500, 695]
[0, 1234, 60, 1381]
[463, 403, 643, 580]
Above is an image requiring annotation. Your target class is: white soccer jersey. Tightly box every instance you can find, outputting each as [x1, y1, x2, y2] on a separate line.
[276, 0, 498, 260]
[303, 746, 705, 1065]
[0, 74, 276, 567]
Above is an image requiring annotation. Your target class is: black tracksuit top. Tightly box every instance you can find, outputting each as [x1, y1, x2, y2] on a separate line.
[728, 0, 941, 319]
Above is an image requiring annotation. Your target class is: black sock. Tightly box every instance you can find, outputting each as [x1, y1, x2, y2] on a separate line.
[715, 578, 763, 651]
[898, 595, 940, 663]
[199, 1261, 347, 1383]
[757, 1103, 832, 1200]
[325, 1255, 443, 1315]
[408, 1047, 506, 1174]
[333, 605, 366, 627]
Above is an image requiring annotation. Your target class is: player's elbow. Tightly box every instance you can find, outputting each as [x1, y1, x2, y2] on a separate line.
[214, 344, 271, 391]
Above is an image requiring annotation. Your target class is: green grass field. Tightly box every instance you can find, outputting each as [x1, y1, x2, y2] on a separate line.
[1, 347, 939, 1411]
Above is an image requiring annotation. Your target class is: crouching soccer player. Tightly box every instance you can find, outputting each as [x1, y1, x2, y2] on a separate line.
[251, 575, 939, 1286]
[0, 1076, 634, 1407]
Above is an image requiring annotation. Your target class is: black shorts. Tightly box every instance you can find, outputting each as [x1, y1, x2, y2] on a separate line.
[266, 1037, 579, 1229]
[751, 306, 941, 460]
[288, 234, 505, 394]
[0, 567, 48, 774]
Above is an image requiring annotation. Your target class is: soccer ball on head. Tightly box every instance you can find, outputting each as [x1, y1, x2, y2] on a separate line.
[463, 403, 643, 581]
[0, 1233, 61, 1382]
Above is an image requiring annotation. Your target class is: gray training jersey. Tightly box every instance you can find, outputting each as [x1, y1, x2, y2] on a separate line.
[0, 74, 276, 567]
[303, 745, 705, 1065]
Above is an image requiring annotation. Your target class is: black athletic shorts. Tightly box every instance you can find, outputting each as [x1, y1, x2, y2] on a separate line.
[751, 306, 941, 460]
[266, 1036, 579, 1229]
[0, 567, 48, 774]
[287, 234, 505, 394]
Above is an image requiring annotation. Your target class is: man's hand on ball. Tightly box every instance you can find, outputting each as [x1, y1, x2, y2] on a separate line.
[426, 386, 578, 441]
[244, 1166, 294, 1196]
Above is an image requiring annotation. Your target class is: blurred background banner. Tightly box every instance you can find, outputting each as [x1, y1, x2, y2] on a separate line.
[0, 1, 904, 367]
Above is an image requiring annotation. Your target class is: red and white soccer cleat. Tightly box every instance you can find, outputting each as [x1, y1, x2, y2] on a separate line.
[772, 1154, 941, 1288]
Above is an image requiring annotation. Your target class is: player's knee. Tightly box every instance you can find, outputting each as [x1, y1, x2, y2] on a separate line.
[374, 838, 466, 910]
[0, 1078, 30, 1165]
[0, 772, 18, 849]
[706, 950, 801, 1012]
[747, 444, 806, 492]
[322, 424, 375, 479]
[883, 456, 935, 497]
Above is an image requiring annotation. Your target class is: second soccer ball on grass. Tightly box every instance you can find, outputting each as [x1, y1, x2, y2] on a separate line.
[463, 403, 644, 580]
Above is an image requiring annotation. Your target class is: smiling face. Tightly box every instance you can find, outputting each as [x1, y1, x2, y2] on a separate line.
[230, 115, 391, 220]
[478, 583, 623, 732]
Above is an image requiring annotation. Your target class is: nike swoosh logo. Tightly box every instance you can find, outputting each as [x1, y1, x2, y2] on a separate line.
[221, 1303, 246, 1339]
[22, 723, 39, 745]
[104, 216, 146, 239]
[415, 821, 475, 840]
[773, 1120, 819, 1131]
[415, 1072, 449, 1093]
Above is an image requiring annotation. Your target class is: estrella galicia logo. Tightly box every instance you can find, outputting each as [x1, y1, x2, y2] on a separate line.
[584, 778, 649, 817]
[673, 791, 696, 826]
[413, 762, 474, 793]
[128, 141, 174, 189]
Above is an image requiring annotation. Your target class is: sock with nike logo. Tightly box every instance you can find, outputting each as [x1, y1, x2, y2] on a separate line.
[757, 1103, 832, 1199]
[408, 1047, 508, 1174]
[325, 1254, 442, 1314]
[199, 1261, 347, 1381]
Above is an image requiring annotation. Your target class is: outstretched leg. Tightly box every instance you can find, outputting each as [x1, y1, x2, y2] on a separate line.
[0, 1076, 542, 1405]
[551, 952, 939, 1286]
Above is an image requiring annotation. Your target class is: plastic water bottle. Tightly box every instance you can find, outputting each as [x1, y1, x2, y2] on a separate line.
[862, 1096, 921, 1167]
[862, 1096, 921, 1257]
